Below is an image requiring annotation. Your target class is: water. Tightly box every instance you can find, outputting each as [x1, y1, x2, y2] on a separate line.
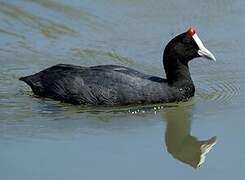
[1, 0, 245, 179]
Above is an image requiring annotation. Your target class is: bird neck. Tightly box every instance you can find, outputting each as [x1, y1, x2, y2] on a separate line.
[163, 55, 193, 87]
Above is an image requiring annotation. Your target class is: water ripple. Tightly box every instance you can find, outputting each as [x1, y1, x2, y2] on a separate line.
[0, 1, 76, 39]
[197, 79, 240, 105]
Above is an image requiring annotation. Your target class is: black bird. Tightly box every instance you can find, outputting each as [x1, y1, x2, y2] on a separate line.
[19, 28, 216, 105]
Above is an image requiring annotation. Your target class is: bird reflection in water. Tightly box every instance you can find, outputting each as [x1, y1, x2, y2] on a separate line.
[163, 104, 217, 168]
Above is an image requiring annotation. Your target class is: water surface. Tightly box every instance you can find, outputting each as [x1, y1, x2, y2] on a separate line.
[1, 0, 245, 179]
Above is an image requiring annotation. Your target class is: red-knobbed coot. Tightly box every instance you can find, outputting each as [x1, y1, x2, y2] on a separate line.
[19, 28, 216, 105]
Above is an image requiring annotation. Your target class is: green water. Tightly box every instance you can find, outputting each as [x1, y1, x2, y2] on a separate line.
[1, 0, 245, 179]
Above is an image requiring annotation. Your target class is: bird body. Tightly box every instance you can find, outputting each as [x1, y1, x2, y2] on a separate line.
[20, 64, 193, 105]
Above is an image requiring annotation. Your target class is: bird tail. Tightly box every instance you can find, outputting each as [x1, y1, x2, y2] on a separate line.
[19, 75, 45, 96]
[19, 76, 33, 86]
[19, 76, 26, 81]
